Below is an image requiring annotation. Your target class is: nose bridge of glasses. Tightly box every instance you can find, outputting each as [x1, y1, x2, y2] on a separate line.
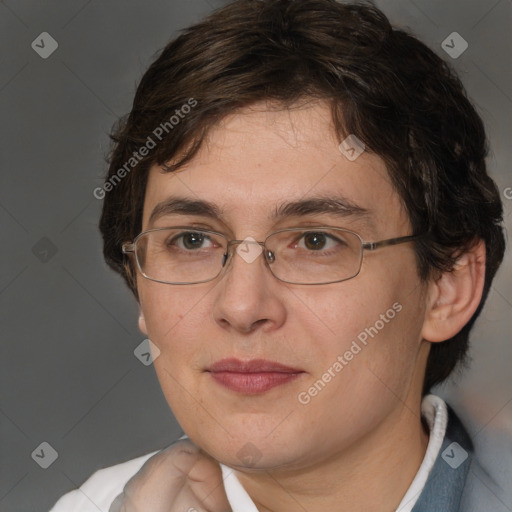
[224, 239, 275, 264]
[227, 239, 265, 248]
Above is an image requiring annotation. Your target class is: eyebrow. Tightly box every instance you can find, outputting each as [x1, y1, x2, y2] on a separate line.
[148, 195, 371, 226]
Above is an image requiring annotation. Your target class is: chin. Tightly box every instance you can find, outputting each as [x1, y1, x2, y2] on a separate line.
[190, 429, 306, 473]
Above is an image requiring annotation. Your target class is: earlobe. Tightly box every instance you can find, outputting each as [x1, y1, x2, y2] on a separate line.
[138, 310, 148, 335]
[421, 240, 486, 343]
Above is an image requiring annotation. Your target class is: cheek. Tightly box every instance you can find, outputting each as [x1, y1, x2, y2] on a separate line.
[359, 295, 426, 403]
[137, 283, 208, 387]
[138, 285, 211, 425]
[138, 280, 199, 338]
[301, 269, 425, 386]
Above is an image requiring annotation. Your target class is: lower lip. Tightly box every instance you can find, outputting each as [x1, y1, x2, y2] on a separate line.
[209, 371, 303, 394]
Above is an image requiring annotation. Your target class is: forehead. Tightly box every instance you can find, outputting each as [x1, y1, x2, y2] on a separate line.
[142, 102, 409, 236]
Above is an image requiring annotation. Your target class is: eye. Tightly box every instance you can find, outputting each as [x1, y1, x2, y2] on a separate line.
[296, 231, 341, 251]
[168, 231, 215, 251]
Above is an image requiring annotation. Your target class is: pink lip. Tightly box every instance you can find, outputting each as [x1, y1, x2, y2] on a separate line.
[207, 358, 304, 394]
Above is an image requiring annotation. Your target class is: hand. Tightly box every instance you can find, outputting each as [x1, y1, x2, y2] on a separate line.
[109, 438, 231, 512]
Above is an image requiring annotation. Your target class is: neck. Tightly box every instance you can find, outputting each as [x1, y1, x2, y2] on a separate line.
[235, 395, 429, 512]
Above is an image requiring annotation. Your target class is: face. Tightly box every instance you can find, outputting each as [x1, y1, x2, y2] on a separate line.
[136, 101, 430, 473]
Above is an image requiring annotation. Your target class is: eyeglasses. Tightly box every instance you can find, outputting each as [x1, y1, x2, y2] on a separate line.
[122, 226, 422, 285]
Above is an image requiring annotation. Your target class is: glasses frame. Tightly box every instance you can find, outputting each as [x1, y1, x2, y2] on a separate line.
[122, 226, 423, 286]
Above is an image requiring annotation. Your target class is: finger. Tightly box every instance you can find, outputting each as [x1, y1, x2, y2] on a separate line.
[144, 444, 230, 511]
[111, 441, 199, 511]
[111, 468, 230, 512]
[111, 440, 230, 512]
[186, 454, 231, 512]
[171, 485, 229, 512]
[124, 440, 200, 495]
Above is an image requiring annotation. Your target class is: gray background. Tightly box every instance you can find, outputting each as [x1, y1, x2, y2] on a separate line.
[0, 1, 511, 511]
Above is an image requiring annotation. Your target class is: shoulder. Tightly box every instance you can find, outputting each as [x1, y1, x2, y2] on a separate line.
[49, 450, 159, 512]
[421, 401, 510, 512]
[444, 402, 511, 511]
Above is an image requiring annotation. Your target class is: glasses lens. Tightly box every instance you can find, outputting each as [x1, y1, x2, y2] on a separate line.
[135, 228, 227, 284]
[266, 228, 363, 284]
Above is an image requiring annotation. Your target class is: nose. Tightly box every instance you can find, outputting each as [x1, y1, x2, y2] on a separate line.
[211, 241, 286, 334]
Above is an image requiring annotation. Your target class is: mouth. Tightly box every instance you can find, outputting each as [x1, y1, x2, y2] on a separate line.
[206, 358, 305, 394]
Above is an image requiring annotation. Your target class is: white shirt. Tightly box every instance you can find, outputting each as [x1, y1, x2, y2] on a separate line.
[50, 394, 448, 512]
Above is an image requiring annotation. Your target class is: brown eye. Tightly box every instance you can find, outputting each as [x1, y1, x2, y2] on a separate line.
[303, 232, 328, 250]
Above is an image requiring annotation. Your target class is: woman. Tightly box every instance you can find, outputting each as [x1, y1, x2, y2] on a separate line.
[50, 1, 507, 510]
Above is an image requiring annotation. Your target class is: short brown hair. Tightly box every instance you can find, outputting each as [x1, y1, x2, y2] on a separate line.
[99, 0, 505, 393]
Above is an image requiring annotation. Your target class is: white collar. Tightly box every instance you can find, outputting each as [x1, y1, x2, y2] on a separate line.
[395, 394, 448, 511]
[220, 394, 448, 512]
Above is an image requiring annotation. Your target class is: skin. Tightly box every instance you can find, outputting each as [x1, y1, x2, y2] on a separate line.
[109, 440, 230, 512]
[134, 100, 485, 512]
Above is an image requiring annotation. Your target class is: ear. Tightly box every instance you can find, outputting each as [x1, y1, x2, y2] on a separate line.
[138, 309, 148, 336]
[422, 239, 486, 343]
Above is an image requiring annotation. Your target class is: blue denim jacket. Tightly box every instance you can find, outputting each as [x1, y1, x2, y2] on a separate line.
[412, 405, 507, 512]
